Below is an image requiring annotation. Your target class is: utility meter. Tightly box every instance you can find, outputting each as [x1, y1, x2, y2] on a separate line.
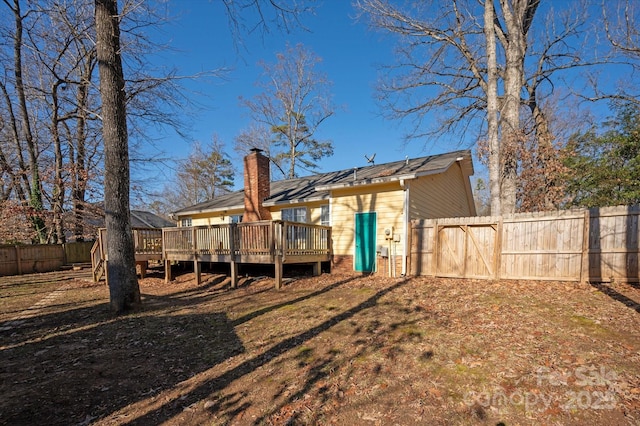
[384, 227, 394, 240]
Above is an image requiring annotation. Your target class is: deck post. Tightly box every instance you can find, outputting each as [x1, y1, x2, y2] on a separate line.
[194, 259, 201, 285]
[165, 259, 172, 283]
[230, 223, 238, 288]
[230, 261, 238, 288]
[192, 226, 201, 285]
[136, 261, 148, 279]
[274, 221, 283, 289]
[312, 261, 321, 276]
[275, 256, 283, 289]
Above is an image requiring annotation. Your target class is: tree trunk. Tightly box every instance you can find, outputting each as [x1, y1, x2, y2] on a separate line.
[485, 0, 501, 216]
[498, 0, 539, 214]
[11, 0, 47, 242]
[95, 0, 140, 312]
[51, 81, 66, 244]
[72, 49, 96, 241]
[0, 82, 28, 206]
[530, 101, 556, 210]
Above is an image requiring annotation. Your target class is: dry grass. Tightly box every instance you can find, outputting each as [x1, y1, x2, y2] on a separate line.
[1, 267, 640, 425]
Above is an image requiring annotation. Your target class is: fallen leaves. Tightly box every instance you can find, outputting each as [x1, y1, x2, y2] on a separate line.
[1, 271, 640, 425]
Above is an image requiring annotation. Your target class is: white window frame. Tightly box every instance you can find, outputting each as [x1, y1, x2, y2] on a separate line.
[281, 207, 307, 223]
[320, 204, 330, 226]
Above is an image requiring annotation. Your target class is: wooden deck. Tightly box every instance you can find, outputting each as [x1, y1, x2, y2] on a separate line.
[91, 227, 164, 282]
[92, 221, 332, 288]
[163, 221, 332, 288]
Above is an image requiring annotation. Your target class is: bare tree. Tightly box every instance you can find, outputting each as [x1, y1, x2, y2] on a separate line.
[600, 0, 640, 104]
[603, 1, 640, 57]
[3, 0, 47, 242]
[496, 0, 539, 214]
[357, 0, 540, 214]
[241, 43, 334, 179]
[484, 0, 501, 213]
[167, 137, 235, 208]
[357, 0, 623, 214]
[1, 0, 103, 243]
[92, 0, 315, 311]
[235, 122, 287, 179]
[95, 0, 139, 313]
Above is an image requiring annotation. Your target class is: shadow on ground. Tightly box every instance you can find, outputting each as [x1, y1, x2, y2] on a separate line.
[0, 273, 384, 425]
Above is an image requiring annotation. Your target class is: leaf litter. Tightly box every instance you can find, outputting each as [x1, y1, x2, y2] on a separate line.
[0, 268, 639, 425]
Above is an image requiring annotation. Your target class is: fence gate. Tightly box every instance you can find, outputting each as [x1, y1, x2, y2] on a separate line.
[436, 224, 498, 279]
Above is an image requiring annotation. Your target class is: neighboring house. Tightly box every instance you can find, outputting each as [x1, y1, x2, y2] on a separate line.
[84, 204, 176, 231]
[128, 210, 177, 229]
[172, 148, 476, 276]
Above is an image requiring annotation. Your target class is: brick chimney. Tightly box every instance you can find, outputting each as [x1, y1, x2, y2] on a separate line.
[242, 148, 272, 222]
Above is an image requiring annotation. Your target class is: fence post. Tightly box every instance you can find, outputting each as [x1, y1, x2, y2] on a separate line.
[433, 220, 439, 276]
[495, 218, 503, 279]
[15, 245, 22, 275]
[406, 220, 412, 276]
[462, 225, 468, 278]
[580, 209, 590, 283]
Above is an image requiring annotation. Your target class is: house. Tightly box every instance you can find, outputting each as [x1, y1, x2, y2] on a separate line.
[80, 203, 176, 235]
[172, 148, 476, 276]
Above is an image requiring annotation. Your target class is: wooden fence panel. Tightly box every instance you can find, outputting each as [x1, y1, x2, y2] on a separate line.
[410, 207, 640, 282]
[0, 246, 19, 276]
[464, 224, 497, 278]
[411, 217, 498, 278]
[410, 222, 435, 276]
[64, 241, 94, 264]
[501, 212, 584, 281]
[588, 206, 640, 283]
[0, 244, 65, 276]
[437, 226, 466, 277]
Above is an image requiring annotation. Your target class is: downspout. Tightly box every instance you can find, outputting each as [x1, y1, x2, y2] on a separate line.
[401, 179, 410, 276]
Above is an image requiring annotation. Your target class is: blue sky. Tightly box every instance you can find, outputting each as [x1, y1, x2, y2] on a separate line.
[136, 0, 631, 197]
[142, 1, 474, 191]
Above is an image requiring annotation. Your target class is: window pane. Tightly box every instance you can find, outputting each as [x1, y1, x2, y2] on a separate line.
[282, 207, 306, 223]
[320, 205, 330, 226]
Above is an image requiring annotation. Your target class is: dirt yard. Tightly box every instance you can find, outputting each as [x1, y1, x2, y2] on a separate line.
[1, 266, 640, 425]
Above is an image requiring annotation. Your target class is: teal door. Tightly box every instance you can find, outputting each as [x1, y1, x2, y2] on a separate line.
[355, 212, 376, 272]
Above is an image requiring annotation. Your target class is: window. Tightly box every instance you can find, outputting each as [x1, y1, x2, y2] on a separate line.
[281, 207, 307, 223]
[180, 217, 192, 227]
[320, 205, 330, 226]
[230, 214, 243, 224]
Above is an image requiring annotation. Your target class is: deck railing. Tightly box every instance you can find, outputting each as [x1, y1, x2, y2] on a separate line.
[282, 222, 331, 256]
[91, 227, 165, 281]
[94, 221, 331, 287]
[162, 221, 331, 261]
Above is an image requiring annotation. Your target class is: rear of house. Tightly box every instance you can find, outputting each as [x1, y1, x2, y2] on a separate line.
[172, 149, 476, 277]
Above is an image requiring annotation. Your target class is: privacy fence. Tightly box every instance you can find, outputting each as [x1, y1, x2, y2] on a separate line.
[409, 205, 640, 283]
[0, 241, 94, 277]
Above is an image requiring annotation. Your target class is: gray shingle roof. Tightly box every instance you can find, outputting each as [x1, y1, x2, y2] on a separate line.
[85, 203, 176, 228]
[173, 149, 472, 216]
[130, 210, 176, 228]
